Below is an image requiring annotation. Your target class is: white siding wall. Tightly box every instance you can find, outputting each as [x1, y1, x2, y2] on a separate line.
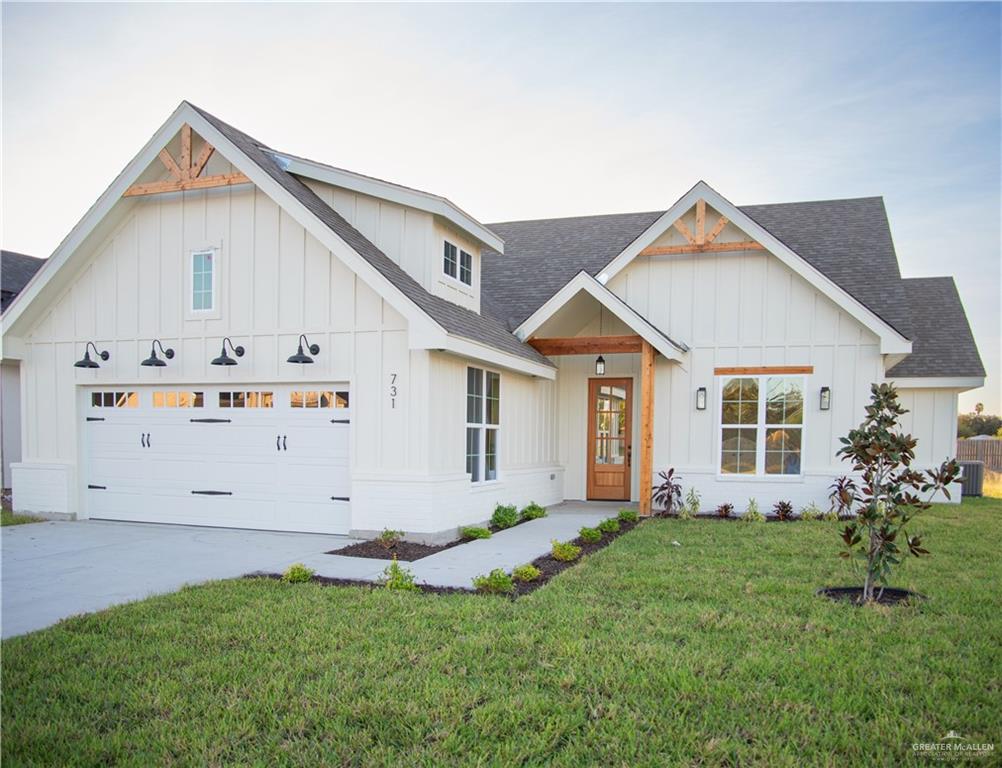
[14, 179, 416, 528]
[896, 387, 963, 502]
[1, 360, 23, 487]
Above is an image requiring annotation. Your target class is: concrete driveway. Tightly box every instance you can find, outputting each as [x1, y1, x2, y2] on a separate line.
[1, 520, 353, 639]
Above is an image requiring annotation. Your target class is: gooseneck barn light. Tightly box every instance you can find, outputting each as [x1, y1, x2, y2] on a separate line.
[287, 334, 320, 364]
[211, 337, 245, 367]
[141, 339, 175, 368]
[74, 341, 110, 369]
[595, 355, 606, 376]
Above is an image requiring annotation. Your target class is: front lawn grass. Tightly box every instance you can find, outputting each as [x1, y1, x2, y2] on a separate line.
[3, 498, 1000, 766]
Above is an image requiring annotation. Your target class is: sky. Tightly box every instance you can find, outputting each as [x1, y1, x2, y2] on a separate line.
[2, 2, 1000, 412]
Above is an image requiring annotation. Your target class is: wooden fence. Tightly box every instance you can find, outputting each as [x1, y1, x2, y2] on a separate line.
[957, 438, 1002, 472]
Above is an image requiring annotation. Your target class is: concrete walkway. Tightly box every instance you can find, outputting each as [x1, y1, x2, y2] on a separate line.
[1, 520, 354, 638]
[299, 501, 618, 589]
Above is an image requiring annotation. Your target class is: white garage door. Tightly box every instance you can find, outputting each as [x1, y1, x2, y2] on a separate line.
[83, 385, 351, 534]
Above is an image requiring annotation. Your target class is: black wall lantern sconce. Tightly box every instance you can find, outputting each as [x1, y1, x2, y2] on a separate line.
[595, 355, 606, 376]
[74, 341, 110, 369]
[287, 334, 320, 364]
[141, 339, 175, 367]
[696, 386, 707, 411]
[211, 337, 245, 367]
[820, 386, 832, 411]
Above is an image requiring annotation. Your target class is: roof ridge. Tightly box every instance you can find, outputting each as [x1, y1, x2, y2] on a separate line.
[488, 210, 665, 227]
[740, 195, 885, 208]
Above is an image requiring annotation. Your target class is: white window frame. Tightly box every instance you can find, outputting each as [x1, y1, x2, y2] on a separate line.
[443, 240, 458, 280]
[715, 374, 807, 480]
[458, 249, 473, 286]
[465, 366, 500, 484]
[188, 248, 220, 318]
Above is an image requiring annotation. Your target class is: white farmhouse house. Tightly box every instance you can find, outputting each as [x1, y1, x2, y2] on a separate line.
[0, 102, 984, 540]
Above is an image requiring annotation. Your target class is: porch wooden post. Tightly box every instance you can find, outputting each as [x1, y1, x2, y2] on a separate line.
[639, 340, 655, 516]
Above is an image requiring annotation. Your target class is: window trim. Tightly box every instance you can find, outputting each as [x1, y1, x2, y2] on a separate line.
[443, 240, 458, 280]
[458, 249, 473, 286]
[188, 248, 220, 318]
[442, 239, 475, 289]
[715, 373, 807, 480]
[465, 366, 500, 484]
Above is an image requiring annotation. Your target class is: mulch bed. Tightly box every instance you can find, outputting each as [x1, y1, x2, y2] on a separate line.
[816, 586, 927, 606]
[325, 515, 545, 561]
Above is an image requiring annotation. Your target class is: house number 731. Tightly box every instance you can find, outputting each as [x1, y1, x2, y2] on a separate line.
[389, 373, 398, 409]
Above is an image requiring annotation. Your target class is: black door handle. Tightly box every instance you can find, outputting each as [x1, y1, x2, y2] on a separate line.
[141, 433, 145, 448]
[146, 433, 151, 448]
[283, 435, 287, 451]
[276, 435, 281, 452]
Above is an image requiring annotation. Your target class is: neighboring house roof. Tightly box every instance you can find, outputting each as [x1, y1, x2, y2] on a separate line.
[1, 251, 45, 313]
[887, 277, 985, 378]
[483, 197, 912, 340]
[189, 105, 552, 368]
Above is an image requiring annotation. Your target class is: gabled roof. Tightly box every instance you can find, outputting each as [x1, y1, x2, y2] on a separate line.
[190, 105, 551, 368]
[484, 195, 913, 343]
[1, 251, 45, 313]
[887, 278, 984, 378]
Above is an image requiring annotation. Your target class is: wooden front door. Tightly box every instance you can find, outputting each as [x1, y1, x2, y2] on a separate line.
[587, 378, 633, 500]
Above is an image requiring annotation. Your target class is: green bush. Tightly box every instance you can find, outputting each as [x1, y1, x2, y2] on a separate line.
[381, 556, 418, 591]
[491, 504, 519, 529]
[617, 508, 639, 523]
[579, 526, 602, 543]
[680, 487, 701, 520]
[520, 502, 547, 521]
[800, 502, 823, 521]
[460, 526, 492, 540]
[512, 564, 541, 583]
[551, 540, 582, 562]
[282, 563, 314, 583]
[472, 568, 515, 594]
[376, 528, 403, 549]
[822, 507, 841, 522]
[597, 518, 621, 534]
[742, 499, 764, 523]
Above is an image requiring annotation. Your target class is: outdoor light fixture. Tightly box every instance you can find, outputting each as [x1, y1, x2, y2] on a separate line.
[820, 386, 832, 411]
[287, 334, 320, 364]
[595, 355, 606, 376]
[141, 339, 175, 368]
[696, 387, 707, 411]
[74, 341, 109, 369]
[210, 337, 245, 367]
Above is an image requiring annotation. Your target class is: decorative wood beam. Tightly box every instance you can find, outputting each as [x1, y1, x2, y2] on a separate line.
[695, 198, 706, 245]
[528, 334, 643, 356]
[714, 365, 814, 376]
[123, 172, 252, 198]
[190, 142, 215, 179]
[158, 149, 184, 181]
[179, 124, 192, 179]
[639, 339, 655, 517]
[672, 218, 697, 245]
[705, 215, 729, 243]
[639, 240, 764, 257]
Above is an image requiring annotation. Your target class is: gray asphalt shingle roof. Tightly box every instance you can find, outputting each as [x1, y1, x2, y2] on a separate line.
[1, 250, 45, 313]
[887, 278, 985, 378]
[189, 104, 552, 368]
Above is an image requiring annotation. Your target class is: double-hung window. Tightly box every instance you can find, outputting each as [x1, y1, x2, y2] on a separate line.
[466, 367, 500, 482]
[459, 250, 472, 286]
[443, 241, 458, 279]
[720, 375, 804, 475]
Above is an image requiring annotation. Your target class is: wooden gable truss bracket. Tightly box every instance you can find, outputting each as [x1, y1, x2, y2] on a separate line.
[123, 124, 251, 197]
[641, 198, 765, 257]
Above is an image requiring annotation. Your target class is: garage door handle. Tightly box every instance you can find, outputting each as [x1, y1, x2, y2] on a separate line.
[191, 418, 231, 424]
[146, 433, 151, 448]
[276, 434, 281, 451]
[331, 418, 350, 424]
[86, 417, 105, 422]
[191, 490, 233, 496]
[331, 496, 350, 502]
[141, 433, 147, 448]
[283, 435, 287, 451]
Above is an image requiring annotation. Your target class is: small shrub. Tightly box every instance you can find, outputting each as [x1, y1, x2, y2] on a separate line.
[821, 507, 841, 522]
[460, 526, 492, 540]
[598, 518, 621, 534]
[282, 563, 314, 583]
[491, 504, 519, 530]
[679, 487, 701, 520]
[617, 507, 639, 523]
[716, 503, 734, 519]
[382, 556, 418, 591]
[773, 500, 794, 521]
[376, 528, 403, 549]
[652, 468, 684, 516]
[579, 526, 602, 543]
[520, 502, 547, 521]
[800, 502, 823, 521]
[551, 540, 582, 562]
[512, 564, 541, 582]
[473, 568, 515, 594]
[742, 498, 764, 523]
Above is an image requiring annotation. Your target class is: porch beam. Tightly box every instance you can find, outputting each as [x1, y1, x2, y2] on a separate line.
[528, 334, 643, 356]
[122, 172, 252, 197]
[639, 339, 655, 517]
